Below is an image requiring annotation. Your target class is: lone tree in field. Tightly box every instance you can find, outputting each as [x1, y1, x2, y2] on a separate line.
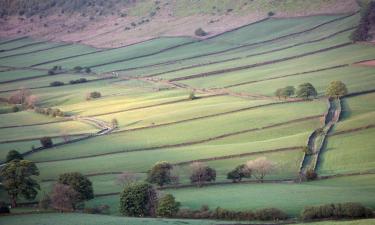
[195, 28, 207, 36]
[40, 136, 53, 148]
[297, 83, 317, 100]
[227, 164, 251, 183]
[156, 194, 180, 218]
[58, 172, 94, 201]
[120, 182, 157, 217]
[0, 160, 40, 207]
[50, 183, 79, 212]
[111, 118, 119, 128]
[326, 81, 348, 98]
[246, 157, 275, 182]
[147, 161, 174, 187]
[189, 162, 216, 187]
[5, 150, 23, 162]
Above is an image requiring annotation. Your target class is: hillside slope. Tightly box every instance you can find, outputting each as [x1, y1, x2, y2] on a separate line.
[0, 0, 359, 48]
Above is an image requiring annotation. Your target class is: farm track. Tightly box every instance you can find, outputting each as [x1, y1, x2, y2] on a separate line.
[109, 14, 357, 74]
[169, 43, 352, 82]
[33, 115, 322, 163]
[140, 27, 355, 78]
[0, 43, 71, 60]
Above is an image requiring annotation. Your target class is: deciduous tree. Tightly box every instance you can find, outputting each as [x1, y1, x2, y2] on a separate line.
[246, 157, 275, 182]
[189, 162, 216, 187]
[326, 81, 348, 98]
[58, 172, 94, 201]
[147, 161, 173, 187]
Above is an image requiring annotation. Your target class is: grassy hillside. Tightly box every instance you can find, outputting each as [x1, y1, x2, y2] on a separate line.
[0, 4, 374, 223]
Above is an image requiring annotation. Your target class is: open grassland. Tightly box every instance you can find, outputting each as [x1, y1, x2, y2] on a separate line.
[0, 110, 64, 127]
[317, 128, 375, 175]
[335, 93, 375, 132]
[0, 69, 47, 83]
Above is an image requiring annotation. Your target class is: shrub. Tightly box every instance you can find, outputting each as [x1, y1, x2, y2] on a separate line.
[85, 67, 91, 73]
[40, 137, 53, 148]
[301, 202, 373, 220]
[254, 208, 288, 221]
[268, 11, 275, 16]
[156, 194, 180, 217]
[188, 92, 197, 100]
[189, 162, 216, 187]
[87, 91, 101, 100]
[195, 28, 207, 36]
[305, 169, 318, 181]
[50, 81, 65, 86]
[120, 182, 157, 217]
[73, 66, 83, 72]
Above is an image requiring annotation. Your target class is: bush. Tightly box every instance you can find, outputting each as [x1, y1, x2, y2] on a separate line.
[50, 81, 65, 86]
[268, 11, 275, 16]
[120, 182, 157, 217]
[73, 66, 83, 72]
[188, 92, 197, 100]
[305, 169, 318, 181]
[254, 208, 288, 221]
[156, 194, 180, 217]
[227, 164, 251, 182]
[40, 136, 53, 148]
[87, 91, 101, 100]
[301, 202, 373, 221]
[195, 28, 207, 36]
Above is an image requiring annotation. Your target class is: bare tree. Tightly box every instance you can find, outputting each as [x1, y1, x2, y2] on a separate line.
[189, 162, 216, 187]
[246, 157, 275, 182]
[50, 183, 79, 212]
[25, 95, 39, 108]
[111, 118, 119, 128]
[8, 88, 31, 104]
[115, 172, 140, 187]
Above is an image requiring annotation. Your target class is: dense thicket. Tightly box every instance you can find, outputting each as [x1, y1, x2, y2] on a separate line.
[351, 1, 375, 42]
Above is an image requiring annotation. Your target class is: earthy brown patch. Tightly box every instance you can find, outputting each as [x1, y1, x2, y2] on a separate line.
[355, 60, 375, 67]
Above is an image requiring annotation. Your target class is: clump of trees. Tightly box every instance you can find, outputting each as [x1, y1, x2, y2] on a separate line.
[73, 66, 91, 73]
[8, 88, 38, 108]
[301, 202, 373, 220]
[189, 162, 216, 187]
[0, 159, 40, 207]
[296, 83, 318, 100]
[34, 107, 65, 117]
[227, 164, 251, 183]
[57, 172, 94, 201]
[147, 161, 173, 187]
[195, 28, 208, 36]
[86, 91, 101, 100]
[40, 136, 53, 148]
[325, 80, 348, 98]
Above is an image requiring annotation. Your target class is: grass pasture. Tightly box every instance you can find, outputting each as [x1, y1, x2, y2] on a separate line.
[0, 11, 374, 222]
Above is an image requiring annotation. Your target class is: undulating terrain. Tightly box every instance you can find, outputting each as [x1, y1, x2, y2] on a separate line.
[0, 0, 375, 224]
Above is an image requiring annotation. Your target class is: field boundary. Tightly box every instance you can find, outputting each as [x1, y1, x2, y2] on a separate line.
[33, 115, 322, 164]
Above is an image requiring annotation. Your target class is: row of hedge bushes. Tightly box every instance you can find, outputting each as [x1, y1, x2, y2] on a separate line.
[34, 107, 65, 117]
[50, 78, 88, 87]
[175, 205, 288, 221]
[301, 202, 373, 220]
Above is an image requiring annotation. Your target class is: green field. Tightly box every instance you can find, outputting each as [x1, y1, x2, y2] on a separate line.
[0, 7, 374, 223]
